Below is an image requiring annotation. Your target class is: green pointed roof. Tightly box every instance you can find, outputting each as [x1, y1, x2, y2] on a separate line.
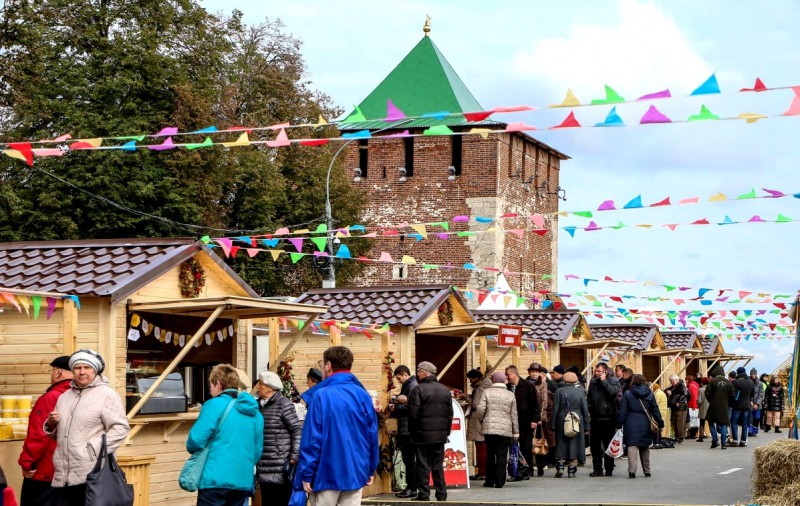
[341, 36, 492, 129]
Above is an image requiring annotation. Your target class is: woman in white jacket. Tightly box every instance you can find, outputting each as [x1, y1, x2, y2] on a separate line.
[475, 371, 519, 489]
[44, 349, 130, 505]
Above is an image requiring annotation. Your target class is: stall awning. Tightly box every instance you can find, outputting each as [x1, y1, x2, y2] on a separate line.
[417, 323, 532, 338]
[562, 338, 634, 349]
[129, 296, 328, 319]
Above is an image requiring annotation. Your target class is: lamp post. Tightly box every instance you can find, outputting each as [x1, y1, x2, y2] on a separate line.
[322, 120, 411, 288]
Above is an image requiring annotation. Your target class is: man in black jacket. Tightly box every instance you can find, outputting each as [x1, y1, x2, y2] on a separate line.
[409, 361, 453, 502]
[587, 362, 620, 477]
[730, 367, 755, 447]
[505, 365, 540, 481]
[391, 365, 419, 498]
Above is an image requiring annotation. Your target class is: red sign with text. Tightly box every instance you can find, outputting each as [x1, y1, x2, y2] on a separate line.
[498, 325, 523, 347]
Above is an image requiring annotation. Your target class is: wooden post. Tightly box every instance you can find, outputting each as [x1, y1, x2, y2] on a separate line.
[479, 337, 487, 373]
[511, 346, 520, 368]
[271, 314, 319, 371]
[439, 330, 480, 379]
[329, 323, 341, 347]
[127, 305, 224, 419]
[581, 342, 610, 377]
[652, 354, 682, 386]
[677, 356, 697, 377]
[62, 297, 78, 355]
[380, 332, 391, 409]
[268, 318, 280, 369]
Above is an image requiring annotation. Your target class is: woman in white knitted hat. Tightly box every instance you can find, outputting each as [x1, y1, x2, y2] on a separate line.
[44, 349, 130, 505]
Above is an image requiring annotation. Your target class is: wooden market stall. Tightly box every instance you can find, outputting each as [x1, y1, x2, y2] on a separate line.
[697, 335, 741, 375]
[589, 324, 675, 383]
[662, 330, 707, 379]
[0, 238, 328, 505]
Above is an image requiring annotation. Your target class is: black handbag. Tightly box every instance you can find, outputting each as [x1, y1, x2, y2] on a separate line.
[283, 460, 297, 483]
[85, 434, 134, 506]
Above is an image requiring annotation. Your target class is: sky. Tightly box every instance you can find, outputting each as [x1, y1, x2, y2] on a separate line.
[202, 0, 799, 376]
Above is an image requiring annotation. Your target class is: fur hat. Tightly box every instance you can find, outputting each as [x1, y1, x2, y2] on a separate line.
[491, 371, 507, 384]
[258, 370, 283, 391]
[69, 349, 105, 374]
[417, 361, 437, 374]
[563, 372, 578, 384]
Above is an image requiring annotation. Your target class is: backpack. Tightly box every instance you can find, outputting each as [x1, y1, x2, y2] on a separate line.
[563, 393, 581, 438]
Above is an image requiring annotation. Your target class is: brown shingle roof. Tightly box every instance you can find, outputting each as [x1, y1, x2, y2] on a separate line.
[589, 324, 658, 350]
[473, 310, 582, 341]
[0, 238, 257, 302]
[661, 331, 697, 350]
[293, 285, 470, 328]
[702, 336, 721, 355]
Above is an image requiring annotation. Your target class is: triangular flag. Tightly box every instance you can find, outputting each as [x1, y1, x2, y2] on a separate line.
[3, 148, 32, 165]
[623, 195, 642, 209]
[310, 237, 328, 252]
[423, 125, 454, 136]
[550, 88, 580, 108]
[156, 127, 178, 136]
[776, 214, 792, 223]
[190, 126, 218, 134]
[640, 105, 671, 124]
[70, 138, 103, 149]
[342, 130, 371, 139]
[737, 113, 767, 123]
[410, 224, 428, 239]
[597, 200, 616, 211]
[783, 86, 800, 116]
[563, 226, 577, 237]
[505, 121, 537, 132]
[148, 137, 175, 151]
[469, 128, 493, 139]
[740, 78, 767, 92]
[384, 99, 406, 121]
[551, 111, 581, 129]
[595, 106, 624, 127]
[215, 237, 232, 257]
[650, 197, 671, 207]
[688, 104, 719, 121]
[590, 85, 625, 105]
[290, 253, 304, 264]
[463, 110, 493, 122]
[186, 136, 213, 150]
[269, 250, 283, 261]
[736, 188, 756, 199]
[401, 255, 416, 265]
[343, 106, 367, 123]
[379, 252, 394, 262]
[335, 244, 351, 258]
[708, 192, 727, 202]
[314, 115, 329, 127]
[690, 73, 720, 95]
[120, 141, 137, 152]
[288, 238, 304, 252]
[748, 215, 765, 222]
[719, 216, 734, 225]
[638, 89, 671, 100]
[222, 132, 251, 147]
[266, 129, 291, 147]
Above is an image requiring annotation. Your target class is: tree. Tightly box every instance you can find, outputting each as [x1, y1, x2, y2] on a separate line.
[0, 1, 368, 294]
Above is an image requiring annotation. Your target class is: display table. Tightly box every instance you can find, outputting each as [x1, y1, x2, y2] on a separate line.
[118, 455, 156, 506]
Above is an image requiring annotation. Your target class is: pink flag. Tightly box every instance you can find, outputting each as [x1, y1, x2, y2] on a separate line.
[597, 200, 616, 211]
[529, 214, 545, 228]
[762, 188, 785, 198]
[156, 127, 178, 136]
[148, 137, 175, 151]
[783, 87, 800, 116]
[638, 89, 671, 100]
[384, 99, 406, 121]
[288, 238, 304, 252]
[215, 237, 232, 257]
[679, 197, 700, 205]
[379, 252, 394, 262]
[46, 297, 57, 320]
[640, 105, 671, 124]
[505, 121, 537, 132]
[748, 215, 765, 222]
[267, 129, 291, 147]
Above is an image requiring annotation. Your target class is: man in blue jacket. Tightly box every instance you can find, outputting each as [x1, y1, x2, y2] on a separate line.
[295, 346, 379, 506]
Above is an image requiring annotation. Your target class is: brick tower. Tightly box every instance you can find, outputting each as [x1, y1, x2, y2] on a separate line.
[339, 21, 569, 298]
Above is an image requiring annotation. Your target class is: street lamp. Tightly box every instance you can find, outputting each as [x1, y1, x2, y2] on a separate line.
[322, 120, 411, 288]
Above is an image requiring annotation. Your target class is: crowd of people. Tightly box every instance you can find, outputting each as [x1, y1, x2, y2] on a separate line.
[7, 345, 789, 506]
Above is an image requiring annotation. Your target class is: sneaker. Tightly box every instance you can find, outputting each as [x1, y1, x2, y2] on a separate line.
[589, 471, 605, 477]
[396, 490, 418, 499]
[739, 441, 747, 447]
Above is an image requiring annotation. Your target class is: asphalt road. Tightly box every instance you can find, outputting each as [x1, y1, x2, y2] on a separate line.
[366, 430, 787, 505]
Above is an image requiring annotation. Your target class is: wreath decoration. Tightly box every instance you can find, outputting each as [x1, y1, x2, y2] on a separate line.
[179, 258, 206, 298]
[384, 351, 396, 393]
[437, 299, 454, 326]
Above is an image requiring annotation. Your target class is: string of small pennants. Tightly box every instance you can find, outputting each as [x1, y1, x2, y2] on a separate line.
[3, 75, 800, 166]
[0, 292, 80, 319]
[583, 308, 795, 334]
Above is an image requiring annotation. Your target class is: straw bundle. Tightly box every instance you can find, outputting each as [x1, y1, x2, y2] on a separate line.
[752, 439, 800, 505]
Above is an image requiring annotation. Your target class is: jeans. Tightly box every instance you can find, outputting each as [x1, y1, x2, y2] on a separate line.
[710, 422, 728, 445]
[730, 409, 748, 442]
[750, 409, 761, 435]
[198, 488, 251, 506]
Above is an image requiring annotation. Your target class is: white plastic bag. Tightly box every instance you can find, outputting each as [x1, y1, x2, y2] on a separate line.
[605, 429, 624, 459]
[689, 408, 700, 428]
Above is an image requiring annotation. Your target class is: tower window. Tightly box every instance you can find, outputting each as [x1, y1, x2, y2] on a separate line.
[404, 137, 414, 177]
[451, 135, 462, 176]
[358, 139, 368, 178]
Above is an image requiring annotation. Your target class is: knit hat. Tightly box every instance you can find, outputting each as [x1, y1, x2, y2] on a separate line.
[552, 364, 566, 375]
[69, 349, 105, 374]
[491, 371, 507, 384]
[750, 368, 758, 376]
[258, 370, 283, 391]
[417, 361, 437, 374]
[50, 355, 71, 371]
[563, 372, 578, 384]
[736, 367, 747, 375]
[307, 368, 323, 383]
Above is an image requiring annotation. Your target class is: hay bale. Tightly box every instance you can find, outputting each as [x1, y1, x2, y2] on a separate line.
[752, 439, 800, 500]
[754, 481, 800, 506]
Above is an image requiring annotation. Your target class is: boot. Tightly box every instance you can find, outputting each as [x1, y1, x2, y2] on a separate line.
[775, 428, 783, 433]
[555, 462, 564, 478]
[567, 466, 577, 478]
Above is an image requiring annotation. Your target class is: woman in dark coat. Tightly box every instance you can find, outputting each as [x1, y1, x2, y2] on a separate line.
[704, 365, 732, 449]
[256, 371, 302, 506]
[618, 374, 664, 478]
[763, 376, 786, 433]
[552, 372, 589, 478]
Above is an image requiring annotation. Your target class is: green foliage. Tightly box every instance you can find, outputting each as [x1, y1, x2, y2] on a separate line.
[0, 0, 369, 294]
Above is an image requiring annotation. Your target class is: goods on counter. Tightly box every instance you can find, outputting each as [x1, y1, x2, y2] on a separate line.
[443, 448, 466, 471]
[0, 418, 28, 440]
[0, 395, 33, 420]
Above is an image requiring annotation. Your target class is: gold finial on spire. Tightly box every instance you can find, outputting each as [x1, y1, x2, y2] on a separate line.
[423, 15, 431, 36]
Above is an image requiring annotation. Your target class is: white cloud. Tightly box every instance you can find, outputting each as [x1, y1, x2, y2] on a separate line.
[513, 0, 711, 98]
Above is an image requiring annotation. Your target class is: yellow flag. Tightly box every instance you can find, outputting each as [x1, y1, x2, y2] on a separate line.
[410, 224, 428, 239]
[222, 132, 250, 147]
[269, 250, 283, 261]
[469, 128, 492, 139]
[550, 88, 580, 108]
[2, 150, 28, 163]
[401, 255, 417, 264]
[708, 192, 727, 202]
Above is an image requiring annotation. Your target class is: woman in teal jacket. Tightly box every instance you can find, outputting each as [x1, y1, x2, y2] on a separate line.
[187, 364, 264, 506]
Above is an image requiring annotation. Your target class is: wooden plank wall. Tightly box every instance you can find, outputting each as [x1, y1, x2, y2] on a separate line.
[0, 298, 102, 397]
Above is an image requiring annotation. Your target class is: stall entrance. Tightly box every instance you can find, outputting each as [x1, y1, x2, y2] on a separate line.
[642, 355, 661, 384]
[560, 347, 586, 371]
[684, 359, 699, 379]
[415, 334, 465, 390]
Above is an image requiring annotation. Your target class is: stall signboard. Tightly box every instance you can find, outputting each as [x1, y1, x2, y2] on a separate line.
[433, 399, 469, 488]
[498, 325, 523, 347]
